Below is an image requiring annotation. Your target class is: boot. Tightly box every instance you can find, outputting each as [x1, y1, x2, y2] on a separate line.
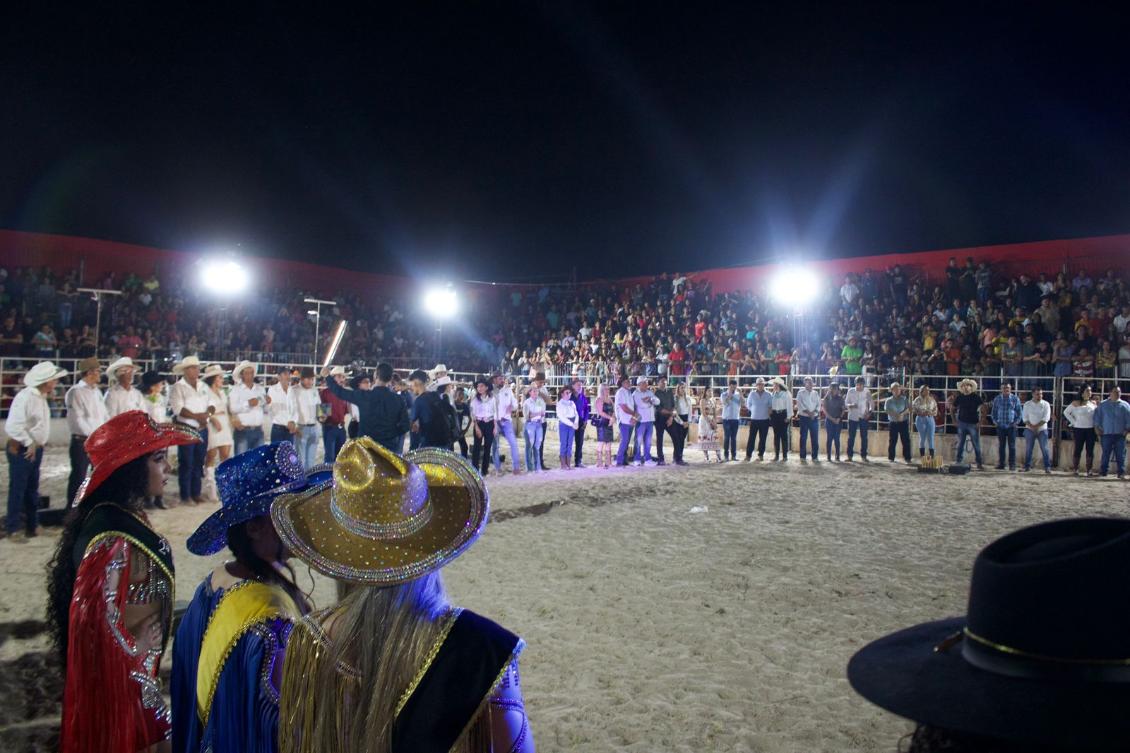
[202, 466, 219, 504]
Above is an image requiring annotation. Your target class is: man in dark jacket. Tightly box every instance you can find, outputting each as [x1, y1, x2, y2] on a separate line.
[322, 362, 409, 453]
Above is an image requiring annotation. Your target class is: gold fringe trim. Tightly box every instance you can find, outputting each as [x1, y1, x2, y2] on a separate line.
[393, 607, 463, 717]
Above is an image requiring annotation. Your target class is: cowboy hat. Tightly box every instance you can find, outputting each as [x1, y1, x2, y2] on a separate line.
[329, 365, 349, 377]
[636, 376, 649, 386]
[23, 361, 67, 388]
[76, 357, 101, 375]
[958, 378, 979, 390]
[232, 360, 257, 380]
[187, 441, 332, 556]
[172, 355, 202, 374]
[771, 377, 786, 387]
[201, 363, 226, 380]
[106, 357, 135, 380]
[76, 411, 201, 505]
[848, 517, 1130, 750]
[272, 438, 488, 586]
[430, 363, 451, 387]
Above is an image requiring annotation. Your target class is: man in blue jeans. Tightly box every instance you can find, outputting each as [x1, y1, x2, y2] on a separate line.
[614, 376, 637, 466]
[3, 361, 64, 538]
[990, 382, 1023, 470]
[632, 377, 659, 465]
[1021, 386, 1053, 473]
[951, 378, 985, 469]
[1094, 385, 1130, 478]
[795, 377, 821, 461]
[719, 380, 742, 461]
[845, 377, 872, 462]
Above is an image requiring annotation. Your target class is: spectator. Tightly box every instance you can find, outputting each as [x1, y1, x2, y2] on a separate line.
[719, 380, 742, 461]
[470, 377, 496, 476]
[105, 357, 145, 418]
[169, 355, 212, 506]
[572, 378, 590, 468]
[614, 375, 637, 467]
[228, 361, 266, 453]
[990, 382, 1023, 471]
[795, 376, 821, 462]
[522, 384, 546, 472]
[320, 365, 351, 461]
[490, 373, 521, 474]
[769, 377, 792, 462]
[911, 384, 937, 463]
[951, 379, 985, 469]
[202, 363, 233, 502]
[4, 362, 64, 539]
[1063, 386, 1098, 477]
[632, 377, 658, 466]
[744, 377, 772, 461]
[288, 367, 321, 468]
[845, 377, 872, 462]
[1021, 386, 1053, 474]
[696, 387, 722, 463]
[267, 366, 295, 444]
[884, 382, 912, 463]
[823, 382, 846, 462]
[556, 385, 578, 470]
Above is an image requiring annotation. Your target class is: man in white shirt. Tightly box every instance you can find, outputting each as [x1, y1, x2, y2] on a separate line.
[4, 361, 65, 538]
[229, 360, 266, 454]
[104, 357, 145, 418]
[266, 366, 295, 444]
[491, 373, 521, 474]
[288, 367, 322, 469]
[845, 376, 873, 462]
[1021, 386, 1053, 474]
[795, 376, 822, 462]
[614, 376, 637, 466]
[719, 380, 743, 461]
[632, 376, 658, 465]
[744, 377, 773, 461]
[169, 355, 213, 504]
[65, 357, 110, 508]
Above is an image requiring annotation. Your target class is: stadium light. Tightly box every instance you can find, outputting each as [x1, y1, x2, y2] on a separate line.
[422, 285, 459, 320]
[769, 268, 822, 309]
[200, 259, 250, 295]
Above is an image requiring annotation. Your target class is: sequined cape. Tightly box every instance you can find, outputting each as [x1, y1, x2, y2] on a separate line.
[172, 574, 298, 753]
[61, 505, 175, 753]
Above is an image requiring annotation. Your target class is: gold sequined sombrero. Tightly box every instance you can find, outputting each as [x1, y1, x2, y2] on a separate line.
[271, 437, 489, 585]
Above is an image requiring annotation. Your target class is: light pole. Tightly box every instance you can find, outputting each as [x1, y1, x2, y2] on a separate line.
[77, 288, 122, 358]
[422, 286, 459, 364]
[304, 297, 337, 364]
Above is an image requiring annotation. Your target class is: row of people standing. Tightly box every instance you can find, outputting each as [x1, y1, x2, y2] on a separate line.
[47, 413, 533, 753]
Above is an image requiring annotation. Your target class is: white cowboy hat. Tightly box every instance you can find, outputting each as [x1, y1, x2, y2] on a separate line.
[106, 357, 135, 380]
[958, 378, 979, 390]
[23, 361, 67, 388]
[771, 377, 786, 387]
[201, 363, 226, 380]
[232, 360, 257, 380]
[431, 363, 449, 378]
[172, 355, 202, 374]
[755, 376, 766, 384]
[636, 376, 649, 386]
[330, 365, 349, 377]
[431, 375, 453, 387]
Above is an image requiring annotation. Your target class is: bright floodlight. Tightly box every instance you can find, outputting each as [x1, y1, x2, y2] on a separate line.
[770, 268, 821, 308]
[201, 259, 250, 295]
[423, 286, 459, 320]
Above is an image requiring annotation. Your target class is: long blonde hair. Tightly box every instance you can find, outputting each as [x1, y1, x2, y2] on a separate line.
[279, 572, 461, 753]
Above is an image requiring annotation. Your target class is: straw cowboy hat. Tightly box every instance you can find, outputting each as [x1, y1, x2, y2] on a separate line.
[76, 411, 201, 504]
[771, 376, 786, 387]
[430, 363, 451, 387]
[76, 357, 101, 375]
[187, 441, 332, 556]
[232, 360, 257, 380]
[172, 355, 202, 374]
[201, 363, 226, 380]
[958, 378, 979, 391]
[272, 438, 488, 586]
[848, 517, 1130, 750]
[329, 365, 349, 377]
[23, 361, 67, 388]
[106, 357, 135, 381]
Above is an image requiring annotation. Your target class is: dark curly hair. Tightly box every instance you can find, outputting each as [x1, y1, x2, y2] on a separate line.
[46, 454, 151, 664]
[225, 520, 311, 615]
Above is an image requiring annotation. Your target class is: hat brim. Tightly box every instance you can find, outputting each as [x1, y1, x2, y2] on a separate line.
[187, 465, 333, 556]
[847, 617, 1130, 750]
[271, 449, 488, 586]
[76, 420, 201, 505]
[24, 367, 68, 387]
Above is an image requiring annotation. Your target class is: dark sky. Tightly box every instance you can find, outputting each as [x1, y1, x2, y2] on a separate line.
[2, 3, 1128, 281]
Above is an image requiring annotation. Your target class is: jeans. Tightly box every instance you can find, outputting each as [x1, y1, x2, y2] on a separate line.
[995, 426, 1016, 467]
[233, 426, 264, 455]
[559, 424, 576, 461]
[955, 421, 983, 465]
[722, 419, 739, 459]
[270, 424, 292, 443]
[915, 416, 936, 451]
[825, 420, 842, 457]
[492, 419, 520, 472]
[798, 415, 819, 458]
[655, 418, 668, 462]
[1099, 433, 1126, 475]
[847, 419, 868, 459]
[1024, 428, 1050, 470]
[745, 418, 769, 459]
[770, 411, 789, 458]
[295, 425, 320, 469]
[616, 422, 635, 465]
[524, 422, 544, 471]
[1072, 427, 1096, 470]
[888, 420, 911, 462]
[574, 420, 587, 465]
[6, 446, 42, 534]
[671, 416, 688, 462]
[322, 424, 347, 463]
[67, 435, 90, 509]
[472, 420, 495, 475]
[178, 427, 208, 500]
[636, 421, 654, 462]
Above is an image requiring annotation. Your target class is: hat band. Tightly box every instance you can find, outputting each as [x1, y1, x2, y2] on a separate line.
[329, 493, 433, 541]
[960, 627, 1130, 683]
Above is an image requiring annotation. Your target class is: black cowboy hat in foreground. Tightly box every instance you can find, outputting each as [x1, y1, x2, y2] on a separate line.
[848, 517, 1130, 751]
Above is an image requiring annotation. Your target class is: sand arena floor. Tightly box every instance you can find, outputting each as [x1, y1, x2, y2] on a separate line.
[0, 435, 1126, 752]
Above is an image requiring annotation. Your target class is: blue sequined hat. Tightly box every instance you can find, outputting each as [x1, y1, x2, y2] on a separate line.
[187, 442, 332, 555]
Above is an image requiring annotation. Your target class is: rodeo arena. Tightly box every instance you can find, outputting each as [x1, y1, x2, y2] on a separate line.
[1, 228, 1129, 753]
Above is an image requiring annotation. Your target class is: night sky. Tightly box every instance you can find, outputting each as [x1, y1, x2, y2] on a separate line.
[2, 3, 1128, 281]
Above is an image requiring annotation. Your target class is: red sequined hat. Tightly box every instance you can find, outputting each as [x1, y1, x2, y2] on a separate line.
[75, 411, 201, 505]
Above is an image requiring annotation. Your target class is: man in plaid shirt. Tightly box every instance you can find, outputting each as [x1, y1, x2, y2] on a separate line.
[990, 382, 1024, 471]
